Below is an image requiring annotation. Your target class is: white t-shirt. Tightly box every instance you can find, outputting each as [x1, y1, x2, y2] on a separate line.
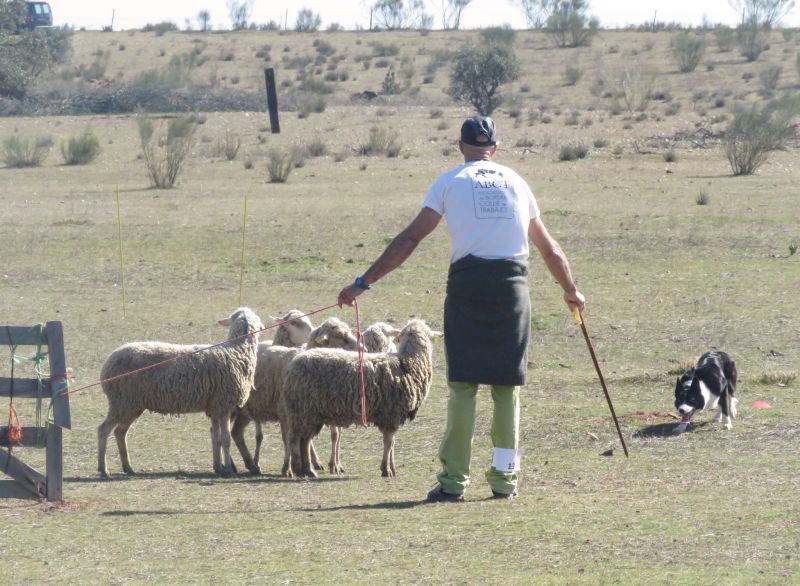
[422, 160, 540, 263]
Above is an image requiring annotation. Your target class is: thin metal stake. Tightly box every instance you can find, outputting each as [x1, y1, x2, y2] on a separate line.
[115, 185, 127, 319]
[238, 192, 248, 307]
[573, 308, 629, 457]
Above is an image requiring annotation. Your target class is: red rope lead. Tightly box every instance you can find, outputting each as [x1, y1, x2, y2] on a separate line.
[354, 299, 368, 428]
[7, 403, 22, 444]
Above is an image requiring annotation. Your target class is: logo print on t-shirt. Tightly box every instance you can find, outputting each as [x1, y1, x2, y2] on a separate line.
[472, 169, 513, 220]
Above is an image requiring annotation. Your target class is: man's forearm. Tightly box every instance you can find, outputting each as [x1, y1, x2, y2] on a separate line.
[542, 244, 577, 294]
[362, 234, 420, 285]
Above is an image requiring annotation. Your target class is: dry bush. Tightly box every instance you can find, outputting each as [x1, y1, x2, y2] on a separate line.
[3, 135, 53, 168]
[61, 131, 101, 165]
[267, 150, 293, 183]
[672, 32, 705, 73]
[357, 126, 400, 157]
[558, 142, 589, 161]
[136, 115, 196, 188]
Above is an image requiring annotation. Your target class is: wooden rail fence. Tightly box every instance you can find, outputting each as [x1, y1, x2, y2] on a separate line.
[0, 322, 71, 501]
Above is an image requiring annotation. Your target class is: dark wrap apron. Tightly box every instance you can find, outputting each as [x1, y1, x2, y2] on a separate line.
[444, 254, 531, 387]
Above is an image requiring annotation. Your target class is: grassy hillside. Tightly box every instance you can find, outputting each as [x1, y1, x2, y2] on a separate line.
[0, 29, 798, 584]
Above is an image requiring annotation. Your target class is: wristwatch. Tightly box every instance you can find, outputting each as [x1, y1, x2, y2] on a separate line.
[354, 276, 371, 290]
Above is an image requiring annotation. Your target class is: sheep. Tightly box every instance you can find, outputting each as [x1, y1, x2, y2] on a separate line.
[324, 321, 402, 474]
[246, 309, 314, 469]
[362, 322, 401, 353]
[283, 318, 441, 479]
[231, 316, 360, 476]
[270, 309, 313, 347]
[97, 307, 264, 478]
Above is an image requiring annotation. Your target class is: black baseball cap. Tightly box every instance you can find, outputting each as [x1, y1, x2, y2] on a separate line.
[460, 116, 497, 147]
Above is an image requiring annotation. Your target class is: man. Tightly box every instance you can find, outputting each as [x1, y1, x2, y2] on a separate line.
[338, 116, 585, 502]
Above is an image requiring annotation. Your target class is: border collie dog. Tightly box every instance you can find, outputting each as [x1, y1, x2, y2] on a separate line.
[673, 351, 738, 434]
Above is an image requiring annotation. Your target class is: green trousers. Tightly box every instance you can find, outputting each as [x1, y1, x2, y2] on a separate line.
[436, 381, 520, 495]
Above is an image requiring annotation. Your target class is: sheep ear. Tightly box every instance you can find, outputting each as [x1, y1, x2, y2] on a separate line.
[270, 315, 281, 323]
[218, 318, 231, 326]
[388, 328, 401, 338]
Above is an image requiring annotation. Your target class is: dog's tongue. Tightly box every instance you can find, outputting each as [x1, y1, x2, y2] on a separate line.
[680, 412, 694, 424]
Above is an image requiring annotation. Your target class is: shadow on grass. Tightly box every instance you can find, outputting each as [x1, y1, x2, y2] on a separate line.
[634, 420, 712, 438]
[66, 470, 351, 485]
[298, 499, 425, 512]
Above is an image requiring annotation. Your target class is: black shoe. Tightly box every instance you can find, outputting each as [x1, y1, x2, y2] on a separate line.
[491, 488, 518, 500]
[426, 485, 464, 503]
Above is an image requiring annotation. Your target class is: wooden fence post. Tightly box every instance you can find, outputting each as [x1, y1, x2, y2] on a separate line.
[264, 68, 280, 134]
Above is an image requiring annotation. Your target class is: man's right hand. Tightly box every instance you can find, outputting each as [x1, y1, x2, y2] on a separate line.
[338, 284, 364, 308]
[564, 289, 586, 314]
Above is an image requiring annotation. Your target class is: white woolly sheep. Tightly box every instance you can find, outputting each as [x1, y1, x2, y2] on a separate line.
[97, 307, 264, 478]
[362, 322, 401, 353]
[270, 309, 314, 347]
[283, 318, 441, 478]
[231, 316, 360, 476]
[323, 321, 403, 474]
[247, 308, 314, 469]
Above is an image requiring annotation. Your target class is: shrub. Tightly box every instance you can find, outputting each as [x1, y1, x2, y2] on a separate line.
[737, 21, 767, 62]
[664, 148, 677, 162]
[558, 142, 589, 161]
[306, 138, 328, 157]
[448, 42, 520, 115]
[215, 131, 240, 161]
[672, 32, 705, 73]
[724, 104, 795, 176]
[605, 65, 655, 113]
[480, 26, 516, 45]
[3, 135, 53, 167]
[61, 131, 101, 165]
[758, 65, 782, 92]
[142, 22, 178, 35]
[563, 66, 583, 86]
[696, 190, 709, 205]
[371, 42, 400, 57]
[357, 126, 399, 156]
[714, 27, 734, 52]
[593, 137, 609, 148]
[136, 115, 196, 188]
[267, 150, 293, 183]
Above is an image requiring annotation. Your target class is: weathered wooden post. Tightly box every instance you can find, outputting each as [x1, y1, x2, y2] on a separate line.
[264, 68, 280, 134]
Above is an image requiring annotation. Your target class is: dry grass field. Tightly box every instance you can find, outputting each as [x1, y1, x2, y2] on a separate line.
[1, 28, 799, 584]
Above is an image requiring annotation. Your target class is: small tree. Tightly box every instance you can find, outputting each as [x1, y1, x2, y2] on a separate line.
[227, 0, 252, 30]
[0, 26, 73, 98]
[197, 10, 211, 32]
[0, 0, 25, 32]
[448, 42, 520, 115]
[439, 0, 473, 30]
[545, 0, 599, 48]
[295, 8, 322, 32]
[728, 0, 795, 29]
[672, 32, 706, 73]
[511, 0, 557, 29]
[372, 0, 432, 30]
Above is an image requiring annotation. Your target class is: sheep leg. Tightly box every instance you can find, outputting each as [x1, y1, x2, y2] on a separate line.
[253, 421, 264, 472]
[215, 414, 235, 477]
[329, 426, 345, 475]
[281, 423, 292, 477]
[97, 415, 118, 478]
[310, 439, 325, 471]
[299, 434, 318, 479]
[380, 429, 395, 478]
[111, 412, 142, 476]
[231, 410, 260, 475]
[210, 419, 223, 475]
